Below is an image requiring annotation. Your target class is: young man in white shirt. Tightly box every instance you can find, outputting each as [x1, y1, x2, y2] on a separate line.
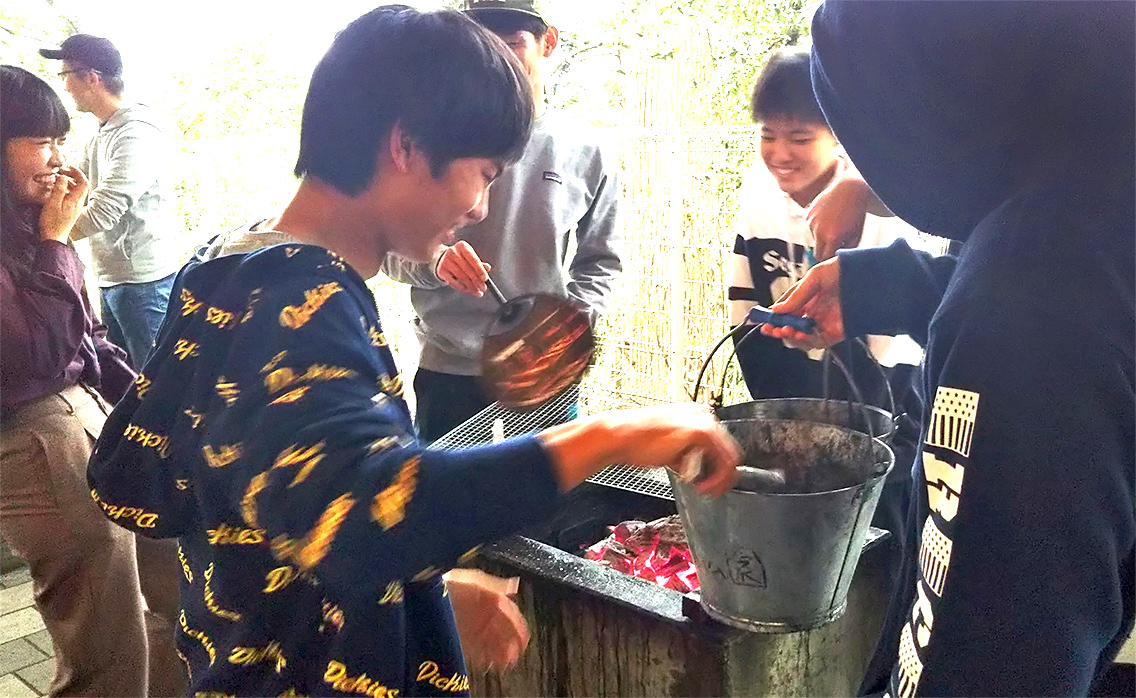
[728, 49, 925, 695]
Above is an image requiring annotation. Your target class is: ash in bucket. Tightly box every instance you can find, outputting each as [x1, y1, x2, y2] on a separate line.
[734, 454, 879, 494]
[723, 418, 890, 494]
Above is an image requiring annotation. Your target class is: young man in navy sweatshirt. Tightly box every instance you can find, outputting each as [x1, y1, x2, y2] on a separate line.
[766, 2, 1134, 695]
[85, 7, 739, 697]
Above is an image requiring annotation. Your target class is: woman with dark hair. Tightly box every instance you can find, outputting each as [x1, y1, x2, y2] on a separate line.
[0, 65, 183, 697]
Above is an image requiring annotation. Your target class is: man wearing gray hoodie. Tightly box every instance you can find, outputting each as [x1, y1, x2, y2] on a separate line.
[382, 0, 622, 442]
[41, 35, 183, 369]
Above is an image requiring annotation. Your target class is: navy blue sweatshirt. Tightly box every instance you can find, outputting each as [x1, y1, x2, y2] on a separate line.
[813, 2, 1135, 695]
[86, 244, 562, 697]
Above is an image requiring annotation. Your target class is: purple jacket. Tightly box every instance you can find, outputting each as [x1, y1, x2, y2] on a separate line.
[0, 238, 135, 419]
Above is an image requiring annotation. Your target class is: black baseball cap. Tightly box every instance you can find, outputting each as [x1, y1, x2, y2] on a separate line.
[39, 34, 123, 76]
[462, 0, 546, 24]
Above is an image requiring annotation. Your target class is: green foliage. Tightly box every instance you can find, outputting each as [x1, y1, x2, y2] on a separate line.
[0, 1, 91, 150]
[159, 38, 305, 246]
[440, 0, 812, 128]
[163, 39, 304, 143]
[550, 0, 813, 127]
[0, 1, 79, 78]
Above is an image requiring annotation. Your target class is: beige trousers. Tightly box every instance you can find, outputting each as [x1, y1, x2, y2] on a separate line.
[0, 384, 186, 697]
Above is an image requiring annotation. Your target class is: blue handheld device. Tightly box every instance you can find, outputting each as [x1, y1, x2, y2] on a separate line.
[745, 305, 816, 334]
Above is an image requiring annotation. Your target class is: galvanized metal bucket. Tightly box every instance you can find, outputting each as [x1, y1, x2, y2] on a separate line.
[670, 418, 894, 633]
[715, 398, 897, 444]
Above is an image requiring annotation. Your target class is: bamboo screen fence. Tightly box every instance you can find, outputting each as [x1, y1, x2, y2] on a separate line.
[580, 43, 756, 412]
[581, 124, 759, 412]
[164, 48, 947, 416]
[166, 50, 774, 414]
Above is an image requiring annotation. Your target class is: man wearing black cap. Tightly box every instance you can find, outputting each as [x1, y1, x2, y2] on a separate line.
[41, 34, 182, 370]
[39, 33, 186, 698]
[764, 2, 1134, 695]
[382, 0, 622, 443]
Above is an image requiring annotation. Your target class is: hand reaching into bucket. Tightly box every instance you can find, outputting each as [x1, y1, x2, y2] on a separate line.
[762, 257, 844, 350]
[538, 403, 741, 497]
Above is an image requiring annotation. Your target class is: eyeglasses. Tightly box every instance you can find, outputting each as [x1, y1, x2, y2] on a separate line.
[57, 69, 86, 79]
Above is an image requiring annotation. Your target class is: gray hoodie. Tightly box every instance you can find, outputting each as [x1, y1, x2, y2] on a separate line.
[195, 220, 296, 261]
[71, 103, 183, 287]
[382, 113, 622, 376]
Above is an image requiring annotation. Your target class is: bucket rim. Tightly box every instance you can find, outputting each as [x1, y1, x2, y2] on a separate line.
[714, 398, 896, 438]
[679, 465, 892, 499]
[715, 396, 892, 416]
[702, 418, 896, 497]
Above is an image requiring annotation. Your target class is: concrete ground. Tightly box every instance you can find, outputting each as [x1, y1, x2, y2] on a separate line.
[0, 566, 50, 697]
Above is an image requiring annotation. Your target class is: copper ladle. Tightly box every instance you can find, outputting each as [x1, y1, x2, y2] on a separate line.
[478, 278, 595, 411]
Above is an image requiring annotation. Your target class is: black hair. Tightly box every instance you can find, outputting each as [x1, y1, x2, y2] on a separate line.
[295, 5, 534, 195]
[750, 46, 829, 127]
[470, 12, 549, 39]
[1, 65, 70, 144]
[1, 65, 72, 284]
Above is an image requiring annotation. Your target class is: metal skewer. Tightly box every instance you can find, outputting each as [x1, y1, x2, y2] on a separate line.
[485, 277, 508, 306]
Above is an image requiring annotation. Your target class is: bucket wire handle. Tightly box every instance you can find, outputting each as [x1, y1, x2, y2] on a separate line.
[851, 337, 897, 422]
[696, 321, 897, 445]
[702, 325, 876, 430]
[828, 474, 870, 613]
[717, 343, 740, 408]
[820, 347, 885, 614]
[692, 324, 752, 404]
[822, 349, 877, 447]
[853, 336, 909, 439]
[695, 302, 816, 406]
[714, 323, 764, 407]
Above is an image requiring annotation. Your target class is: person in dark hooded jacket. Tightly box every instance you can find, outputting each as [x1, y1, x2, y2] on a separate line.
[764, 2, 1134, 696]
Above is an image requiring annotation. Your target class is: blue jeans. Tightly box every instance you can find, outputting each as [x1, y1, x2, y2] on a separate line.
[100, 273, 177, 369]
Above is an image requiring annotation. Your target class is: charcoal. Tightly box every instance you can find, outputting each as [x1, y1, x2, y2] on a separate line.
[584, 515, 699, 593]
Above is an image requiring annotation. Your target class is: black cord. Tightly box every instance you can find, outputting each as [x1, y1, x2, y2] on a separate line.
[715, 323, 764, 405]
[691, 324, 752, 403]
[852, 337, 896, 418]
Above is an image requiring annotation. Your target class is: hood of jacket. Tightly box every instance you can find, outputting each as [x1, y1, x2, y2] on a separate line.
[810, 0, 1134, 241]
[101, 102, 166, 133]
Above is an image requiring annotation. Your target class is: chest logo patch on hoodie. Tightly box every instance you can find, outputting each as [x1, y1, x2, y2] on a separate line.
[542, 171, 563, 184]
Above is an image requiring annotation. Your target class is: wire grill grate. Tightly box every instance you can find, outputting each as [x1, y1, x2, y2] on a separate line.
[429, 386, 675, 500]
[430, 387, 580, 450]
[585, 465, 673, 500]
